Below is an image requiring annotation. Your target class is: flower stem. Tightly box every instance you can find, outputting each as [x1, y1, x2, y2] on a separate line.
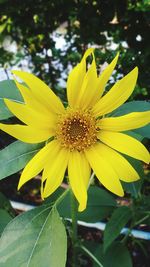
[71, 191, 78, 267]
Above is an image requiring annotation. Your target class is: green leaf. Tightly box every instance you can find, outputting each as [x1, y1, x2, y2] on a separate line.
[0, 80, 22, 120]
[0, 141, 44, 180]
[112, 101, 150, 116]
[111, 101, 150, 139]
[124, 130, 143, 141]
[103, 242, 132, 267]
[122, 156, 145, 198]
[83, 241, 132, 267]
[45, 186, 117, 223]
[0, 206, 67, 267]
[0, 209, 13, 236]
[0, 192, 15, 217]
[122, 180, 142, 198]
[135, 125, 150, 139]
[77, 186, 117, 223]
[104, 206, 132, 251]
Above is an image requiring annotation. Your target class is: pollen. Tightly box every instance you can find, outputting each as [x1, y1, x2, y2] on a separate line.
[55, 109, 97, 151]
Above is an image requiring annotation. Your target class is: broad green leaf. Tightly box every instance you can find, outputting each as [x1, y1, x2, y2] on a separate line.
[112, 101, 150, 116]
[135, 125, 150, 139]
[124, 130, 143, 141]
[111, 101, 150, 139]
[104, 206, 132, 251]
[0, 141, 44, 180]
[77, 186, 117, 223]
[83, 241, 132, 267]
[122, 180, 142, 198]
[0, 206, 67, 267]
[103, 242, 132, 267]
[45, 186, 117, 223]
[0, 209, 13, 236]
[0, 80, 22, 120]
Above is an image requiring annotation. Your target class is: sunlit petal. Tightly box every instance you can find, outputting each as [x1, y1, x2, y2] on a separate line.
[92, 67, 138, 117]
[4, 98, 57, 130]
[68, 151, 91, 211]
[0, 123, 52, 143]
[12, 70, 65, 114]
[14, 79, 55, 116]
[98, 130, 150, 163]
[77, 53, 98, 109]
[97, 52, 119, 98]
[96, 142, 139, 182]
[42, 147, 70, 198]
[97, 111, 150, 132]
[77, 53, 120, 109]
[67, 48, 94, 107]
[18, 140, 59, 189]
[85, 144, 124, 196]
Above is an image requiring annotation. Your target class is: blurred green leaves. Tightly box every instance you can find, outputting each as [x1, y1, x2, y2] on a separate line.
[0, 0, 149, 100]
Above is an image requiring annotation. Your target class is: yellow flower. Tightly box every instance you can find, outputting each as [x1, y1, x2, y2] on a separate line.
[0, 48, 150, 211]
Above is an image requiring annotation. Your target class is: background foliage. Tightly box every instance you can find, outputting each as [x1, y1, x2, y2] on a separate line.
[0, 0, 149, 100]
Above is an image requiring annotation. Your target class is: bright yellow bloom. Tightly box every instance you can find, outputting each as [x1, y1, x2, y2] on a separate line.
[0, 48, 150, 211]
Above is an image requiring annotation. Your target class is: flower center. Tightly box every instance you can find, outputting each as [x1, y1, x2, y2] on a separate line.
[55, 109, 97, 151]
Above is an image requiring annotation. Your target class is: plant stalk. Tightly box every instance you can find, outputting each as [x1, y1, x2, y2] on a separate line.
[71, 191, 78, 267]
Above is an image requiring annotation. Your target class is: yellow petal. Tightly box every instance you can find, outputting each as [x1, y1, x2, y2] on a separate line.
[96, 142, 139, 182]
[18, 140, 59, 189]
[0, 123, 51, 143]
[4, 98, 57, 131]
[85, 144, 124, 197]
[68, 151, 91, 211]
[14, 80, 55, 116]
[12, 71, 64, 114]
[73, 53, 119, 110]
[98, 130, 150, 163]
[67, 48, 94, 108]
[42, 146, 70, 198]
[92, 67, 138, 117]
[97, 111, 150, 132]
[77, 53, 98, 109]
[97, 52, 119, 98]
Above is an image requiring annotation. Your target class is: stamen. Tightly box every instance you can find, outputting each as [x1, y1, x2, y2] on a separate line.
[55, 108, 97, 151]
